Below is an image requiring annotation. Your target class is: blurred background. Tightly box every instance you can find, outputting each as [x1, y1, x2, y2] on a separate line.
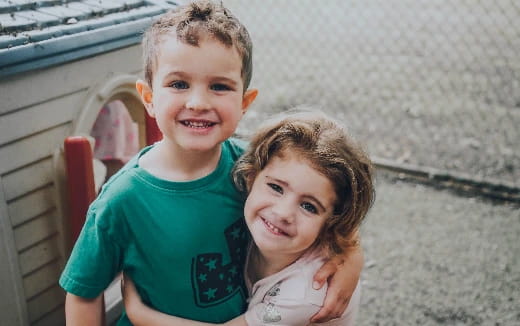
[224, 0, 519, 187]
[222, 1, 520, 325]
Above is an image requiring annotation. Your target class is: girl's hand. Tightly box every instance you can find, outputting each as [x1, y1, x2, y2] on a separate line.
[121, 274, 149, 324]
[121, 274, 245, 326]
[310, 246, 364, 323]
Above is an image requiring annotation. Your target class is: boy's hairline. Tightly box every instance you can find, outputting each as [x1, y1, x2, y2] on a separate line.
[144, 30, 252, 92]
[153, 32, 247, 79]
[141, 0, 254, 90]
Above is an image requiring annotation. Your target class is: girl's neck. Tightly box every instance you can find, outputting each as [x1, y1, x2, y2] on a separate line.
[139, 140, 222, 181]
[248, 245, 301, 283]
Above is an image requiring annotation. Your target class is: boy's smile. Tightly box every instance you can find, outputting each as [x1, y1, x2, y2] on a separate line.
[179, 119, 216, 129]
[138, 35, 256, 155]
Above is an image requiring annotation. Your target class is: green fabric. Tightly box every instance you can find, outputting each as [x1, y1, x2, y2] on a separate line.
[60, 138, 250, 325]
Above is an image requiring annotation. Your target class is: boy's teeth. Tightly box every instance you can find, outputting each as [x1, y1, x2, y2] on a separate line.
[184, 121, 213, 128]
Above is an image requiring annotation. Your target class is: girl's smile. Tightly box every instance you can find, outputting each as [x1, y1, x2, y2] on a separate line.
[261, 216, 290, 236]
[244, 151, 337, 265]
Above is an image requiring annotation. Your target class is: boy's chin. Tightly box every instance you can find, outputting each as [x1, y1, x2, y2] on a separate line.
[178, 141, 224, 154]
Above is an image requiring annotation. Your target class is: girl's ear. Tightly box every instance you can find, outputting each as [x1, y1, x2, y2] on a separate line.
[136, 80, 155, 117]
[241, 89, 258, 114]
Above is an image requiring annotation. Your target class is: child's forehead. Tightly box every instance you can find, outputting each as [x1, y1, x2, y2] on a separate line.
[157, 30, 235, 53]
[150, 34, 244, 86]
[156, 35, 241, 63]
[155, 32, 241, 63]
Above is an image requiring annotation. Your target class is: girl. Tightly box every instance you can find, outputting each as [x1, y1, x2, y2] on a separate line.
[123, 109, 375, 325]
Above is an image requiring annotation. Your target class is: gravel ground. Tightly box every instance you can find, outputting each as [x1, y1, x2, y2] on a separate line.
[357, 172, 520, 326]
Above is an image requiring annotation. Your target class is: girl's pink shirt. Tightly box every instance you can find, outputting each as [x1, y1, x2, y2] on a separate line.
[244, 248, 361, 326]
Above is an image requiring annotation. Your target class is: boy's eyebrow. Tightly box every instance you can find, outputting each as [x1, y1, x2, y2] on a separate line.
[164, 71, 189, 79]
[163, 71, 239, 86]
[211, 76, 238, 87]
[265, 176, 327, 212]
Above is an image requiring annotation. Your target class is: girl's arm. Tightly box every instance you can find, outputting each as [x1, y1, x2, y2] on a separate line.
[310, 232, 364, 323]
[122, 275, 247, 326]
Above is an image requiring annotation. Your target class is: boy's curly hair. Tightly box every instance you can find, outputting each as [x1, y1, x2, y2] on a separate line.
[233, 108, 375, 256]
[142, 0, 253, 90]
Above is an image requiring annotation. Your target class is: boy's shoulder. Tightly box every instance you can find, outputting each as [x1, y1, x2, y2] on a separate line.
[93, 146, 151, 203]
[225, 136, 248, 158]
[90, 167, 138, 212]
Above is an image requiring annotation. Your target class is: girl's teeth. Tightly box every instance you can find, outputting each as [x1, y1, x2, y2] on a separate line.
[266, 220, 282, 233]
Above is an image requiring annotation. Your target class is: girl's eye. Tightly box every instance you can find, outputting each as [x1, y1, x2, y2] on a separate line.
[170, 81, 189, 89]
[267, 183, 283, 194]
[301, 202, 318, 214]
[210, 83, 231, 91]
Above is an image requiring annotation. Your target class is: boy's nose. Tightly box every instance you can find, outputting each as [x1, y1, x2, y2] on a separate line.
[186, 89, 211, 111]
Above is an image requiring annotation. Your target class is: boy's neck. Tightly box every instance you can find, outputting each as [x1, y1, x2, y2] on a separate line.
[139, 139, 222, 182]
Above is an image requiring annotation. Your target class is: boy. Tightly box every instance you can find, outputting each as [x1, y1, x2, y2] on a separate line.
[59, 1, 363, 325]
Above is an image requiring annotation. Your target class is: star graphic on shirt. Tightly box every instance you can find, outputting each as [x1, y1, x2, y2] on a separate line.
[229, 265, 238, 276]
[205, 259, 217, 271]
[203, 288, 218, 299]
[230, 227, 241, 239]
[191, 219, 249, 307]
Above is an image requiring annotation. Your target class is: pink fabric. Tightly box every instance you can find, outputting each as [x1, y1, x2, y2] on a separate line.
[91, 100, 139, 163]
[244, 250, 361, 326]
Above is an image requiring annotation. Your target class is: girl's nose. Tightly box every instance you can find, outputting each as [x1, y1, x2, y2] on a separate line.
[186, 88, 211, 111]
[272, 200, 296, 224]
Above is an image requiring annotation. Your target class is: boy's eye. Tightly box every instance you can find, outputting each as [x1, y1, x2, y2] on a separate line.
[210, 83, 231, 91]
[301, 202, 318, 214]
[170, 81, 189, 89]
[267, 183, 283, 194]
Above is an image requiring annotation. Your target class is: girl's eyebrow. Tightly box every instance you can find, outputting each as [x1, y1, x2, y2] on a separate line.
[265, 176, 327, 212]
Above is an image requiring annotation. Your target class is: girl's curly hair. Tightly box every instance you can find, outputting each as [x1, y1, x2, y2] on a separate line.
[233, 108, 375, 256]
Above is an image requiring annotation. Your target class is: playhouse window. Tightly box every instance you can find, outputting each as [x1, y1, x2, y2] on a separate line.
[90, 100, 139, 180]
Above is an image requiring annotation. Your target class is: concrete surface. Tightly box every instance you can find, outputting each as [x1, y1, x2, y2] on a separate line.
[358, 172, 520, 325]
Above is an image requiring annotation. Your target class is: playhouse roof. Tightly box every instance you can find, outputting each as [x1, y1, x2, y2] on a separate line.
[0, 0, 177, 77]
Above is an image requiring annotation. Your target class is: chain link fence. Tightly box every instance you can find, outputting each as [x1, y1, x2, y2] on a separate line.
[225, 0, 520, 187]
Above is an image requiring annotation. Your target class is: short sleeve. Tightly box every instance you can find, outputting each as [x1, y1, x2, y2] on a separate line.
[59, 203, 125, 298]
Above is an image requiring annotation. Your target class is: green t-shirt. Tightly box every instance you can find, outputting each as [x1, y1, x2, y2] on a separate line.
[59, 139, 249, 325]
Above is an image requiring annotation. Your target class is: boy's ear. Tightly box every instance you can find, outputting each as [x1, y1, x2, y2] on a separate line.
[136, 79, 155, 117]
[241, 88, 258, 114]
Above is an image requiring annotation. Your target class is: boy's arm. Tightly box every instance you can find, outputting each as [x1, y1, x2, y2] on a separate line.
[122, 276, 247, 326]
[65, 293, 105, 326]
[311, 233, 364, 323]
